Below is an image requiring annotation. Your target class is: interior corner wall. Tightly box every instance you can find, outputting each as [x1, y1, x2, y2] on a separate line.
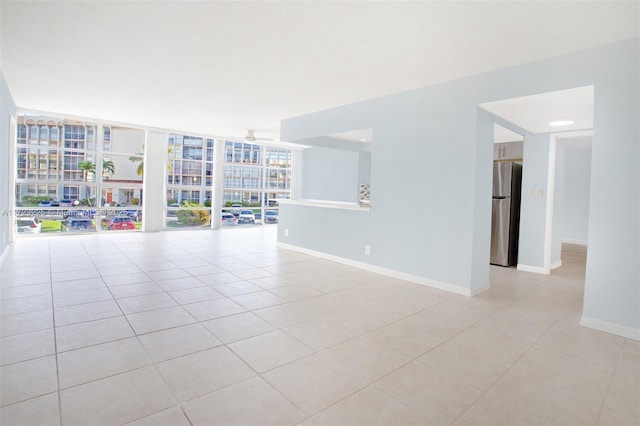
[560, 142, 592, 244]
[358, 152, 372, 187]
[0, 72, 16, 266]
[551, 141, 566, 266]
[468, 108, 494, 290]
[514, 133, 551, 270]
[301, 147, 359, 203]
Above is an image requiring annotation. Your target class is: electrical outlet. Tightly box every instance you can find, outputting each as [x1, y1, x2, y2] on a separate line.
[284, 229, 289, 237]
[537, 189, 544, 197]
[365, 245, 371, 256]
[528, 189, 536, 197]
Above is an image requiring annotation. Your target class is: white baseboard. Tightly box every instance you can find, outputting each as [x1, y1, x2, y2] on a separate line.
[517, 264, 550, 275]
[561, 238, 588, 246]
[0, 244, 10, 272]
[581, 316, 640, 341]
[276, 242, 484, 297]
[469, 283, 491, 296]
[550, 260, 562, 270]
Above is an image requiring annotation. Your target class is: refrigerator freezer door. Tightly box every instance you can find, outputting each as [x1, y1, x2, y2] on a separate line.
[492, 162, 513, 198]
[491, 197, 511, 266]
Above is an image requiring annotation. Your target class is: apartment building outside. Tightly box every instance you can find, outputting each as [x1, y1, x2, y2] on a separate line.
[14, 115, 291, 209]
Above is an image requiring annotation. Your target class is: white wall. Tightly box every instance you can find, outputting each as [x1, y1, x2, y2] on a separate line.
[109, 128, 145, 181]
[141, 131, 168, 232]
[0, 72, 16, 266]
[279, 38, 639, 337]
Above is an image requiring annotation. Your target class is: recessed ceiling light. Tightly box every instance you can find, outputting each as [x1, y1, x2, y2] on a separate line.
[549, 120, 574, 127]
[359, 138, 367, 142]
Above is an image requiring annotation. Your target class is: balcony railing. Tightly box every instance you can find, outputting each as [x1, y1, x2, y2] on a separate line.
[13, 206, 142, 234]
[13, 204, 280, 236]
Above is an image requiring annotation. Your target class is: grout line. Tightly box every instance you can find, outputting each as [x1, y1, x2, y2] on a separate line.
[594, 342, 626, 424]
[84, 238, 183, 423]
[47, 237, 65, 426]
[6, 230, 599, 425]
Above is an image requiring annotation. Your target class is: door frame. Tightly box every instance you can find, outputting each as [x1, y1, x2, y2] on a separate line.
[543, 129, 593, 272]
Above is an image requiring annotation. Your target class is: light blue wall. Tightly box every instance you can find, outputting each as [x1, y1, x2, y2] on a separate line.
[551, 140, 567, 266]
[560, 140, 592, 244]
[301, 147, 359, 203]
[280, 38, 638, 333]
[0, 72, 16, 262]
[358, 152, 371, 187]
[279, 204, 372, 260]
[517, 132, 551, 269]
[583, 42, 639, 334]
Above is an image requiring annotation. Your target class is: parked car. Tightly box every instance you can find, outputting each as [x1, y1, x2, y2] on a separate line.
[221, 212, 238, 226]
[16, 217, 41, 233]
[230, 203, 243, 216]
[238, 210, 256, 224]
[123, 209, 142, 221]
[61, 217, 95, 232]
[264, 210, 279, 223]
[38, 200, 52, 207]
[103, 216, 136, 230]
[59, 199, 74, 207]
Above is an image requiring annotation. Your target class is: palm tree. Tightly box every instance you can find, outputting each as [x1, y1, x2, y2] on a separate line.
[102, 159, 115, 178]
[78, 160, 95, 206]
[78, 160, 95, 181]
[128, 151, 144, 177]
[129, 146, 172, 177]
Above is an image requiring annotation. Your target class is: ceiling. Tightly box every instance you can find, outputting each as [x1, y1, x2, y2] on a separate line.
[1, 1, 637, 141]
[493, 125, 524, 144]
[327, 129, 373, 143]
[480, 86, 594, 135]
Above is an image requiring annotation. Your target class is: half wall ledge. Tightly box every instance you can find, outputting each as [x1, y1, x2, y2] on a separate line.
[278, 199, 370, 212]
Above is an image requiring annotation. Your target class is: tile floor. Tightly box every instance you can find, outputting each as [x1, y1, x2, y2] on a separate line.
[0, 228, 638, 425]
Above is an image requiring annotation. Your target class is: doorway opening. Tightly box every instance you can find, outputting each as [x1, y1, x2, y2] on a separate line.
[479, 85, 594, 275]
[490, 124, 524, 268]
[546, 131, 593, 274]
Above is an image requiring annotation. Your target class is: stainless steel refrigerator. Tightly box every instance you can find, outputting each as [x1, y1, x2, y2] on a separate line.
[490, 162, 522, 266]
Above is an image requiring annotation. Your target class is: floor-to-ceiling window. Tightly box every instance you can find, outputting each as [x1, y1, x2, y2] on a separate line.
[166, 135, 291, 229]
[14, 114, 291, 235]
[15, 115, 145, 234]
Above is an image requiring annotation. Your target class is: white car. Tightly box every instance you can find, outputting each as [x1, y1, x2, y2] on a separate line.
[221, 212, 237, 226]
[16, 217, 42, 233]
[230, 203, 243, 216]
[238, 210, 256, 224]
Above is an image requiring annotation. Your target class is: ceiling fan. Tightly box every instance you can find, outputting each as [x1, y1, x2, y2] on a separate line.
[244, 129, 274, 143]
